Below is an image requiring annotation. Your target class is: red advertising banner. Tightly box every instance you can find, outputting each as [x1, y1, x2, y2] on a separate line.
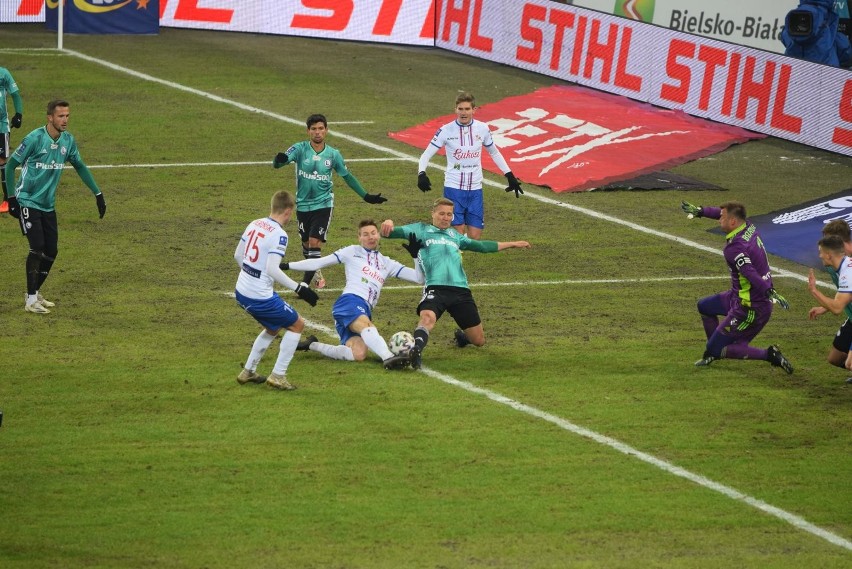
[3, 0, 848, 157]
[389, 85, 762, 192]
[434, 0, 852, 157]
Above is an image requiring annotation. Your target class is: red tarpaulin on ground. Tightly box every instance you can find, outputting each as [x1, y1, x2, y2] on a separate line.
[389, 85, 764, 192]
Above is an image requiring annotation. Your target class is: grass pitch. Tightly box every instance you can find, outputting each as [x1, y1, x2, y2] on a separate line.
[0, 24, 851, 568]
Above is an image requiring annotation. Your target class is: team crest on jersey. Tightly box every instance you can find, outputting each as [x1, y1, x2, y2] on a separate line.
[324, 159, 331, 168]
[61, 146, 67, 156]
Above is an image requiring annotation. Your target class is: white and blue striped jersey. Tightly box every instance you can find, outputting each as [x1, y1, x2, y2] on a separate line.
[418, 119, 510, 191]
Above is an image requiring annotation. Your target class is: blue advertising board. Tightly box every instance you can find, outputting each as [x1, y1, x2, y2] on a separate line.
[710, 189, 852, 270]
[46, 0, 158, 35]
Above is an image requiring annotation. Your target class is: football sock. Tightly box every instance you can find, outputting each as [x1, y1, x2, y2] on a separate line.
[1, 168, 6, 199]
[272, 330, 301, 376]
[26, 252, 41, 295]
[725, 344, 768, 361]
[25, 293, 38, 306]
[311, 342, 356, 361]
[245, 330, 276, 372]
[302, 247, 322, 286]
[413, 327, 430, 351]
[361, 326, 394, 360]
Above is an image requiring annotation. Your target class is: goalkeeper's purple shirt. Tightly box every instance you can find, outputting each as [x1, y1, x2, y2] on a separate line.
[701, 207, 773, 308]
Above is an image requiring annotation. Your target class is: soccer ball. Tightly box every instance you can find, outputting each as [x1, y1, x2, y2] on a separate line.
[388, 331, 415, 355]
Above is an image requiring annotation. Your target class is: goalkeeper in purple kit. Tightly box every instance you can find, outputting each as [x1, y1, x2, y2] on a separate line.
[681, 201, 793, 373]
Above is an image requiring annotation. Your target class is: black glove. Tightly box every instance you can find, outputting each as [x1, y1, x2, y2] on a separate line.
[504, 172, 523, 198]
[95, 193, 106, 219]
[401, 232, 424, 258]
[363, 193, 387, 204]
[10, 113, 22, 129]
[273, 152, 288, 166]
[681, 201, 703, 218]
[295, 282, 318, 306]
[7, 196, 20, 219]
[279, 262, 290, 271]
[417, 171, 431, 192]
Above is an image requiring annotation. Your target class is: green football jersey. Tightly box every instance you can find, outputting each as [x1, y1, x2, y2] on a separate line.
[0, 67, 20, 134]
[282, 140, 350, 212]
[390, 222, 497, 288]
[825, 265, 852, 320]
[11, 126, 83, 212]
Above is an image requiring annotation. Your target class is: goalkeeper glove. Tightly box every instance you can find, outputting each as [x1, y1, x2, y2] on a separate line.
[7, 197, 20, 219]
[681, 201, 703, 218]
[10, 113, 21, 129]
[417, 171, 432, 192]
[401, 232, 424, 258]
[295, 282, 319, 306]
[280, 262, 290, 271]
[768, 288, 789, 310]
[504, 172, 523, 198]
[273, 152, 288, 166]
[96, 193, 106, 219]
[363, 193, 387, 204]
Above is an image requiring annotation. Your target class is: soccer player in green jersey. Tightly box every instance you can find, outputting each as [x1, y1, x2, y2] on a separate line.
[0, 66, 23, 214]
[812, 220, 852, 380]
[380, 197, 531, 369]
[5, 100, 107, 314]
[273, 113, 387, 290]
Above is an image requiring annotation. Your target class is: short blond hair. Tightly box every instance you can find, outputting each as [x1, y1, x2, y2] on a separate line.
[271, 190, 294, 213]
[432, 197, 453, 210]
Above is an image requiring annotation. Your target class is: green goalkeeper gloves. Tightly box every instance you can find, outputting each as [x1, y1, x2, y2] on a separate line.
[768, 288, 790, 310]
[681, 201, 703, 218]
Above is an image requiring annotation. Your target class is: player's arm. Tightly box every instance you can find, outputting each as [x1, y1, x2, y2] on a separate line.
[339, 171, 385, 203]
[71, 160, 107, 218]
[283, 252, 342, 271]
[396, 262, 424, 285]
[681, 202, 721, 220]
[484, 142, 511, 174]
[266, 254, 318, 306]
[384, 222, 416, 240]
[497, 241, 532, 251]
[3, 155, 20, 198]
[809, 269, 852, 314]
[10, 90, 22, 127]
[273, 146, 294, 168]
[234, 238, 247, 267]
[418, 143, 440, 173]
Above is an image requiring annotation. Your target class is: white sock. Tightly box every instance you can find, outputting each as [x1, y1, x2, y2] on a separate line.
[245, 330, 276, 372]
[361, 326, 394, 360]
[311, 342, 356, 361]
[26, 293, 38, 306]
[272, 330, 301, 376]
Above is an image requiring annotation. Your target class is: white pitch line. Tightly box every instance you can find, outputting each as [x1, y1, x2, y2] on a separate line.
[84, 158, 407, 169]
[422, 368, 852, 552]
[66, 49, 850, 550]
[220, 275, 730, 298]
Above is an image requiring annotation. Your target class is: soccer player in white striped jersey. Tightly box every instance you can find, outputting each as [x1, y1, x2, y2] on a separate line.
[233, 191, 319, 390]
[416, 92, 523, 240]
[282, 219, 423, 369]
